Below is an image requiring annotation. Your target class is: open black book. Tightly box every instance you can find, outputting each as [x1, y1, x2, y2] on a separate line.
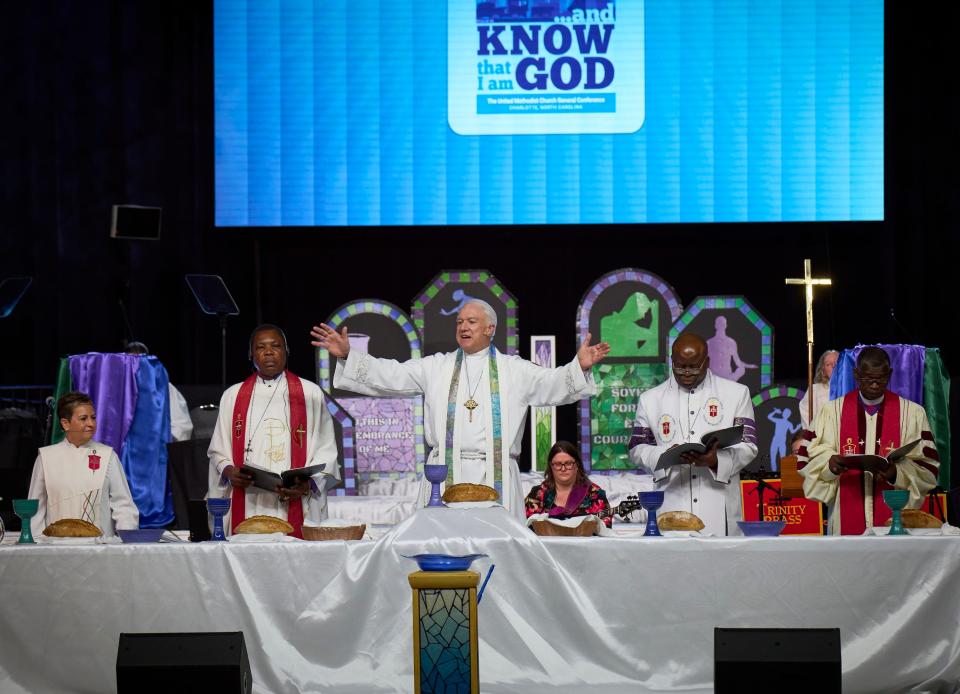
[243, 463, 327, 492]
[655, 425, 744, 471]
[839, 439, 921, 475]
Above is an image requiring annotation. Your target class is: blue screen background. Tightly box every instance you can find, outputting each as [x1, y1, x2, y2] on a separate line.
[214, 0, 883, 226]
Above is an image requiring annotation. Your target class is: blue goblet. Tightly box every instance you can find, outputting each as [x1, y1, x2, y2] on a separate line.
[882, 489, 910, 536]
[206, 498, 231, 541]
[639, 491, 664, 537]
[13, 499, 39, 544]
[423, 464, 448, 508]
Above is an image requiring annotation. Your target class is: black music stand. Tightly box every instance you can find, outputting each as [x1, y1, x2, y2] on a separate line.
[743, 455, 787, 522]
[185, 275, 240, 391]
[0, 277, 32, 319]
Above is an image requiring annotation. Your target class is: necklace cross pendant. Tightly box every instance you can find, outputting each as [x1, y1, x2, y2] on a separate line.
[464, 398, 479, 422]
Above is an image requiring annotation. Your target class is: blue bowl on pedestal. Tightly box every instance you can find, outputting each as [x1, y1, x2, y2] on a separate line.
[403, 553, 488, 572]
[118, 528, 165, 543]
[737, 520, 787, 536]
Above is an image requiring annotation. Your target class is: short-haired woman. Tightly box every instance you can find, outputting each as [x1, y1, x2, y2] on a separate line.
[27, 392, 139, 536]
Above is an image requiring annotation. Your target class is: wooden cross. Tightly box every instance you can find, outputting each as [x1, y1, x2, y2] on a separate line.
[785, 259, 832, 424]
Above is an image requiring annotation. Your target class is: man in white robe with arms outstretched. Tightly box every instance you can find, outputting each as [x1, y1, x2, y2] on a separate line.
[311, 300, 610, 521]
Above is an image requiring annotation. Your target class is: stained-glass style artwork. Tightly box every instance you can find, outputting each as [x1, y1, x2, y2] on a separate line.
[410, 571, 479, 694]
[418, 588, 472, 693]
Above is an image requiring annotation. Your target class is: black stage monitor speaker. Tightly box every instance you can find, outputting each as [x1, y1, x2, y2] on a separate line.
[111, 204, 162, 240]
[715, 627, 841, 694]
[117, 632, 251, 694]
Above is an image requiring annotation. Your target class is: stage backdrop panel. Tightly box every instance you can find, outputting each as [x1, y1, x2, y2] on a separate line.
[750, 385, 804, 474]
[214, 0, 884, 226]
[578, 268, 682, 471]
[317, 300, 425, 483]
[668, 296, 773, 395]
[412, 270, 518, 356]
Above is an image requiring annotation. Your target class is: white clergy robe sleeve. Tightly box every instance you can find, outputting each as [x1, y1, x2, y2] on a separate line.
[168, 384, 194, 442]
[334, 350, 439, 397]
[207, 384, 241, 491]
[27, 456, 47, 536]
[512, 355, 598, 406]
[801, 402, 843, 505]
[711, 388, 758, 484]
[106, 451, 139, 530]
[305, 383, 340, 493]
[890, 405, 939, 504]
[627, 400, 674, 483]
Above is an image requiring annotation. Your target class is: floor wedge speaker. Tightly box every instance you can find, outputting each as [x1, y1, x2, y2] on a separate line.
[117, 631, 251, 693]
[715, 627, 841, 694]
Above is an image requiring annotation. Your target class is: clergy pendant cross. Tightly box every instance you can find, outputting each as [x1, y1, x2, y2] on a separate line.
[234, 418, 243, 439]
[785, 258, 832, 423]
[464, 398, 479, 422]
[295, 423, 306, 448]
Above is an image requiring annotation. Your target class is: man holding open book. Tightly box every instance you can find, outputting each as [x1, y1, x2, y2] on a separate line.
[627, 333, 758, 535]
[800, 346, 939, 535]
[207, 324, 340, 538]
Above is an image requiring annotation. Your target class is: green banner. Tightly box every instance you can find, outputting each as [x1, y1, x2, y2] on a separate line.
[590, 362, 669, 470]
[923, 348, 951, 490]
[49, 357, 73, 444]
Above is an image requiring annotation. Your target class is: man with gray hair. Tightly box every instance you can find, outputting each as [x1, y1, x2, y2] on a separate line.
[311, 300, 610, 520]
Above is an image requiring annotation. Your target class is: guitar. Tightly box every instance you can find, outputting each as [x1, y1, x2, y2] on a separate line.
[598, 494, 643, 521]
[547, 494, 643, 522]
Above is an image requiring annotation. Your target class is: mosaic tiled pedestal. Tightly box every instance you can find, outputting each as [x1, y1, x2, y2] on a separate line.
[408, 571, 479, 694]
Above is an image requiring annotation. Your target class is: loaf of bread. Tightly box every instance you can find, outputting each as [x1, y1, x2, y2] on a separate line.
[657, 510, 705, 532]
[884, 509, 942, 529]
[234, 515, 294, 534]
[43, 518, 102, 538]
[442, 483, 499, 503]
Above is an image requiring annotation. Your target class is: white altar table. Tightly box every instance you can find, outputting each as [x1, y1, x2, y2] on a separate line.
[1, 509, 958, 693]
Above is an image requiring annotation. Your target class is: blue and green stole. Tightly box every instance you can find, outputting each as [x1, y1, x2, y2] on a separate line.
[444, 345, 504, 496]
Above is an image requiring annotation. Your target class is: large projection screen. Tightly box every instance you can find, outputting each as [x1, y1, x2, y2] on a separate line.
[214, 1, 883, 227]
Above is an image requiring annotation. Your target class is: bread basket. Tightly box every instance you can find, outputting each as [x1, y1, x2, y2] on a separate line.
[530, 519, 597, 537]
[302, 524, 366, 541]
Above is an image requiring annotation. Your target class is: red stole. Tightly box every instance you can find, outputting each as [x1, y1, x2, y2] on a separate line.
[837, 390, 901, 535]
[230, 371, 308, 538]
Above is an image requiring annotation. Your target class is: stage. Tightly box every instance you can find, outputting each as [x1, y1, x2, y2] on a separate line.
[1, 508, 958, 694]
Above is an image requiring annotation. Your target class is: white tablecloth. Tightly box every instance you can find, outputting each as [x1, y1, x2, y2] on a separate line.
[1, 508, 958, 693]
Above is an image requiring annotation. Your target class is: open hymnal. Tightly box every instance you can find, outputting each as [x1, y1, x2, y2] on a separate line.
[839, 439, 922, 475]
[242, 463, 326, 492]
[655, 425, 744, 471]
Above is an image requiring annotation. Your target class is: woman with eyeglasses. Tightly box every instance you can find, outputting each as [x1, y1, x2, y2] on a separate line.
[524, 440, 612, 527]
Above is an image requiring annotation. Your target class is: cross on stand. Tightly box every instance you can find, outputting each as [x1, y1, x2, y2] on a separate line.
[785, 259, 832, 425]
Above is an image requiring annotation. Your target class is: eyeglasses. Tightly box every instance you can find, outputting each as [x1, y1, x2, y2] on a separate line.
[856, 371, 891, 386]
[549, 461, 577, 471]
[672, 359, 706, 376]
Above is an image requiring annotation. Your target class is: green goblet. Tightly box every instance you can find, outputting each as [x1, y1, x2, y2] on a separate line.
[12, 499, 39, 544]
[882, 489, 910, 536]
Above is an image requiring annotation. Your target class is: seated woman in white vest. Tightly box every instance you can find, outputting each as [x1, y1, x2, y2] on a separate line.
[27, 392, 139, 537]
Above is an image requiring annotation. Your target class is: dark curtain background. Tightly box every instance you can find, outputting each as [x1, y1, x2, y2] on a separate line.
[0, 2, 956, 476]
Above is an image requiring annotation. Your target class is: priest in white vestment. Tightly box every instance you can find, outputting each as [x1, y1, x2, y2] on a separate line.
[628, 333, 758, 536]
[311, 300, 610, 521]
[798, 349, 839, 429]
[801, 346, 939, 535]
[208, 325, 340, 537]
[28, 392, 139, 537]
